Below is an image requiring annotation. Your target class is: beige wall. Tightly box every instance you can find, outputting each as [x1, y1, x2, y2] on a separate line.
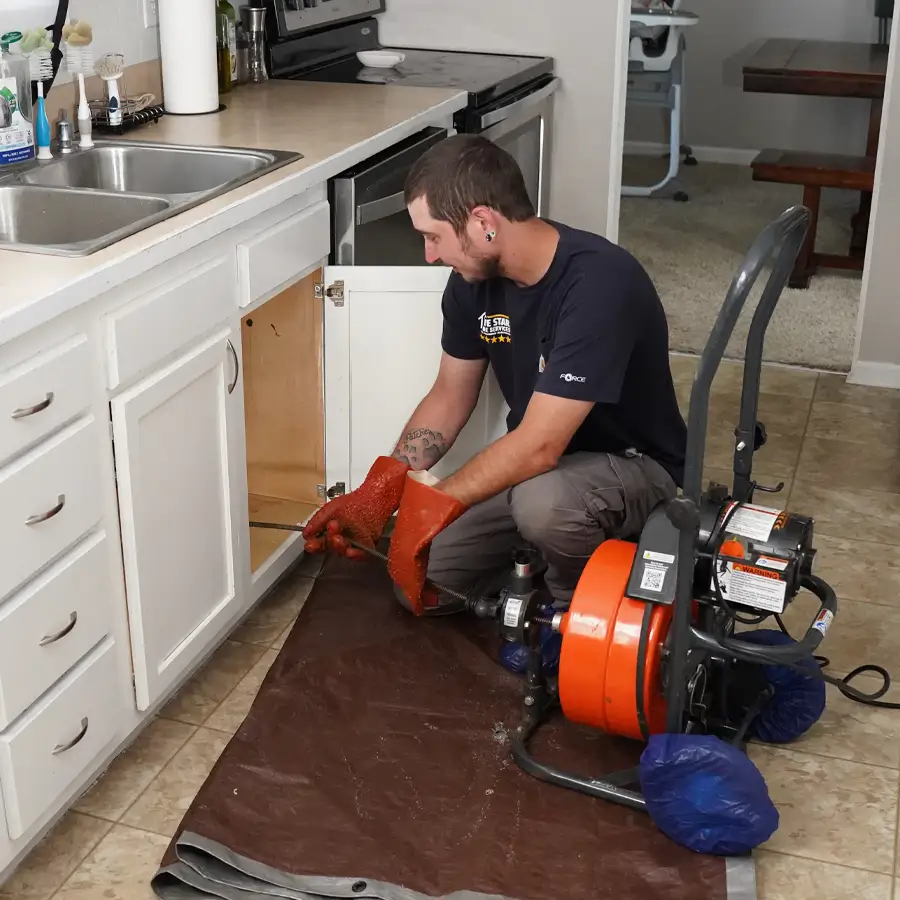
[378, 0, 630, 238]
[0, 0, 160, 82]
[851, 19, 900, 385]
[625, 0, 883, 155]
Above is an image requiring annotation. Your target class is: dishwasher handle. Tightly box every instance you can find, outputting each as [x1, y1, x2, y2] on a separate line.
[356, 190, 406, 226]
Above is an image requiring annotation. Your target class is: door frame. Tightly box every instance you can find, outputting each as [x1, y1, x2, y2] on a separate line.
[606, 0, 633, 245]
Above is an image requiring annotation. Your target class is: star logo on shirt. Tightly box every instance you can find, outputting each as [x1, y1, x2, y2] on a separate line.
[479, 313, 512, 345]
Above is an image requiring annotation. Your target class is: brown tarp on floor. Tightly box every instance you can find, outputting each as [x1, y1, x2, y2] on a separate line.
[152, 553, 752, 900]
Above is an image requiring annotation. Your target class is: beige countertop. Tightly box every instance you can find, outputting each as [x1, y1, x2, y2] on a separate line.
[0, 79, 466, 346]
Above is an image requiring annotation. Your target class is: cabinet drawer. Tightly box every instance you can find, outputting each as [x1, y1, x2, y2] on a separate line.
[106, 255, 237, 390]
[0, 533, 114, 729]
[238, 200, 331, 306]
[0, 418, 104, 602]
[0, 639, 122, 839]
[0, 335, 92, 467]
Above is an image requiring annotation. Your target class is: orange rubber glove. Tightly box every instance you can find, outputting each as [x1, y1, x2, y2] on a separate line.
[302, 456, 410, 559]
[387, 472, 467, 616]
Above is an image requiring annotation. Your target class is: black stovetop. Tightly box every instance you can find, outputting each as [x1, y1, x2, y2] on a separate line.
[269, 18, 554, 108]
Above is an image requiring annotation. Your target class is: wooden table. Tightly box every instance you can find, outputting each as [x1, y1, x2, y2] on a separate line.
[743, 39, 889, 257]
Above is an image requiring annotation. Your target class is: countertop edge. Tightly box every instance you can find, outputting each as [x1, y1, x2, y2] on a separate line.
[0, 88, 468, 349]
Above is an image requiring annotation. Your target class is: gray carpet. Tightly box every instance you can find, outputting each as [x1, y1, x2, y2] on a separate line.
[618, 157, 862, 372]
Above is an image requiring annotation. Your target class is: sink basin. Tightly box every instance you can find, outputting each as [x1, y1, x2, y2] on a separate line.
[0, 185, 171, 255]
[0, 139, 303, 256]
[20, 143, 287, 196]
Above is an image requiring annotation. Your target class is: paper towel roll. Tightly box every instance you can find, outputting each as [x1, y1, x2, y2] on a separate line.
[158, 0, 220, 115]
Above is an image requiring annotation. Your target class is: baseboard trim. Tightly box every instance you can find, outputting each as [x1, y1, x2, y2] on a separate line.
[847, 360, 900, 388]
[624, 140, 757, 166]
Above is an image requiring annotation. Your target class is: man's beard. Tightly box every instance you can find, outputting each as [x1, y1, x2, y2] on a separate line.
[459, 242, 502, 282]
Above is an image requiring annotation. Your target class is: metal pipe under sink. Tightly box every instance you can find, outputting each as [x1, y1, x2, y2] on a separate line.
[0, 138, 303, 257]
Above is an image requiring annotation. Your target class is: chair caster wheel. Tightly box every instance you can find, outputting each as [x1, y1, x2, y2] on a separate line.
[674, 191, 689, 202]
[684, 155, 698, 166]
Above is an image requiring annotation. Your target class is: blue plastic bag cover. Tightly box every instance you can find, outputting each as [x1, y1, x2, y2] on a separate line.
[639, 733, 779, 856]
[499, 605, 562, 675]
[735, 629, 826, 743]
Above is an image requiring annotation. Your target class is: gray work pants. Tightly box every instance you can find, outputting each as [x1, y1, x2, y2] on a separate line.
[395, 451, 677, 613]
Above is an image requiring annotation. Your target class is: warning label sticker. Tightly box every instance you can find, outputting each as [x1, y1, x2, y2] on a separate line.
[724, 503, 783, 543]
[714, 561, 788, 613]
[643, 550, 675, 565]
[503, 597, 524, 628]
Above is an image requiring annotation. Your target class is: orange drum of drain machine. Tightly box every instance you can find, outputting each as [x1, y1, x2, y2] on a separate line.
[557, 539, 672, 742]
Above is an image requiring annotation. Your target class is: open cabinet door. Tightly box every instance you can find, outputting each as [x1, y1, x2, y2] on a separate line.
[323, 266, 508, 493]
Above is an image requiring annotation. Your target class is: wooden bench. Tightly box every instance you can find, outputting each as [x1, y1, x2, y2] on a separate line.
[750, 148, 876, 288]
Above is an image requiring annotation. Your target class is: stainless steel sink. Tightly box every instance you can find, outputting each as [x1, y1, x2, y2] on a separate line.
[20, 143, 289, 196]
[0, 185, 171, 256]
[0, 139, 302, 256]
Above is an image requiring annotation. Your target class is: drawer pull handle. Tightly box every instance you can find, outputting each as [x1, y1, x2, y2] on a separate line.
[11, 392, 54, 420]
[39, 611, 78, 647]
[227, 339, 240, 395]
[26, 494, 66, 526]
[52, 717, 89, 755]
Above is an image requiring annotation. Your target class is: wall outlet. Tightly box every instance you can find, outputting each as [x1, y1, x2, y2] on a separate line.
[142, 0, 158, 29]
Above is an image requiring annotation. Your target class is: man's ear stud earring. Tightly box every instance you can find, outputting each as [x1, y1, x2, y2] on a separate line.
[486, 230, 496, 242]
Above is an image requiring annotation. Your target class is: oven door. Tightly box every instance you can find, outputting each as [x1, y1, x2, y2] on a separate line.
[472, 76, 559, 218]
[330, 126, 448, 266]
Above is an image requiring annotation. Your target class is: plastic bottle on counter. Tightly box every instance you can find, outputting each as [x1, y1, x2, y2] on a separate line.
[216, 0, 236, 92]
[0, 46, 35, 166]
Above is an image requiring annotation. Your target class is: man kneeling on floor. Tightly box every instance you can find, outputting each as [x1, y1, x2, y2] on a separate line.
[303, 134, 687, 659]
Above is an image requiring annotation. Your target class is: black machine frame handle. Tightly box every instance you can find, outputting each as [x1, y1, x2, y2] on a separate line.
[664, 204, 840, 732]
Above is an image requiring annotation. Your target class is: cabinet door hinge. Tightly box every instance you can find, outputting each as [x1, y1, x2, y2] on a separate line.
[317, 482, 346, 499]
[315, 280, 345, 307]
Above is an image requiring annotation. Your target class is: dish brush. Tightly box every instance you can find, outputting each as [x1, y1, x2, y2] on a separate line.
[63, 20, 95, 148]
[95, 52, 124, 127]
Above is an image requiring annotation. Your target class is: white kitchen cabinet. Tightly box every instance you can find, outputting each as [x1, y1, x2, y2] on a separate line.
[242, 264, 508, 586]
[322, 266, 508, 492]
[110, 327, 246, 711]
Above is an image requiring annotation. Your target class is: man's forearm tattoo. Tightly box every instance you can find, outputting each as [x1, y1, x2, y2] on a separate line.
[392, 428, 448, 470]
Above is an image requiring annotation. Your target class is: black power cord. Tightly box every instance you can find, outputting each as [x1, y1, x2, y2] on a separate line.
[709, 498, 900, 710]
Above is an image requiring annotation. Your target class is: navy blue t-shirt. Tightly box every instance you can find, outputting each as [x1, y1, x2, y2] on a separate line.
[440, 222, 687, 485]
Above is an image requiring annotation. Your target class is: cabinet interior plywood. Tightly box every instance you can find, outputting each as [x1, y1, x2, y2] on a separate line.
[248, 494, 319, 573]
[243, 269, 326, 574]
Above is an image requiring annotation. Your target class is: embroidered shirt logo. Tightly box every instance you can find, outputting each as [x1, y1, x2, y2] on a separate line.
[479, 312, 511, 344]
[560, 373, 586, 383]
[538, 354, 545, 373]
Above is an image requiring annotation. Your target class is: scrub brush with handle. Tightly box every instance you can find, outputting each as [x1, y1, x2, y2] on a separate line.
[63, 20, 95, 148]
[95, 52, 124, 127]
[28, 47, 54, 159]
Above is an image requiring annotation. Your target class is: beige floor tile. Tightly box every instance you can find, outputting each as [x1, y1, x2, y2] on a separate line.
[814, 534, 900, 607]
[159, 640, 266, 726]
[789, 481, 900, 545]
[756, 850, 892, 899]
[53, 825, 170, 900]
[271, 621, 294, 650]
[205, 649, 279, 734]
[713, 360, 819, 399]
[749, 744, 897, 873]
[120, 728, 230, 837]
[778, 672, 900, 770]
[704, 425, 801, 478]
[706, 391, 813, 437]
[797, 436, 900, 494]
[807, 400, 900, 446]
[74, 719, 196, 822]
[816, 373, 900, 411]
[669, 352, 698, 385]
[778, 596, 900, 677]
[0, 813, 111, 899]
[232, 573, 315, 646]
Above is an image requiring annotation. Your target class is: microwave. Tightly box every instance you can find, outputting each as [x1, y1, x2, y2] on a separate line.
[268, 0, 386, 39]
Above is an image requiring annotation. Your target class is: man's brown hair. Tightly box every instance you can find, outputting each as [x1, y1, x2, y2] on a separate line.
[404, 134, 535, 237]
